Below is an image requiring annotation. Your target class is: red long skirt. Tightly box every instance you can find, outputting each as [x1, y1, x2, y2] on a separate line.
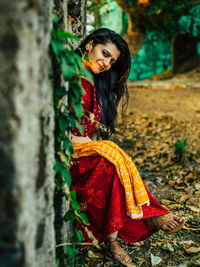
[70, 155, 169, 244]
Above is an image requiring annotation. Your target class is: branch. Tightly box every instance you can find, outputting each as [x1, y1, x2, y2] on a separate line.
[115, 0, 137, 13]
[56, 242, 98, 248]
[191, 0, 200, 6]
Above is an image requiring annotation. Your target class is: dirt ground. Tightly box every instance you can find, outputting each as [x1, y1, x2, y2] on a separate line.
[75, 68, 200, 267]
[127, 71, 200, 123]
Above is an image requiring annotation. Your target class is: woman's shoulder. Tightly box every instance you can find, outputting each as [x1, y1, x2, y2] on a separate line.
[81, 76, 95, 96]
[81, 76, 93, 88]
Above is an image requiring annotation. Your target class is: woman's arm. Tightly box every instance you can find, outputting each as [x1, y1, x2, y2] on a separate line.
[71, 134, 93, 145]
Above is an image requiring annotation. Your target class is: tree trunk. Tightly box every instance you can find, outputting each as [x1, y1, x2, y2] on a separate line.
[172, 33, 199, 74]
[124, 14, 145, 57]
[115, 0, 146, 56]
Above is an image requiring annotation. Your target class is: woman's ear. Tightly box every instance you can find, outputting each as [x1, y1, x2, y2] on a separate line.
[85, 40, 93, 52]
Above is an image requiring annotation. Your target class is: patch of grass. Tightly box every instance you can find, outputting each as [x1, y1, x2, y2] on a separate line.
[174, 138, 188, 163]
[174, 245, 184, 251]
[161, 115, 169, 120]
[176, 229, 189, 238]
[188, 217, 200, 228]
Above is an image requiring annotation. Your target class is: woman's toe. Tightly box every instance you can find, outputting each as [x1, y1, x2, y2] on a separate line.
[173, 215, 182, 223]
[169, 221, 177, 229]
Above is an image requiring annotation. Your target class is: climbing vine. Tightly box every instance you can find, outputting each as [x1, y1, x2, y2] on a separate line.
[50, 14, 95, 266]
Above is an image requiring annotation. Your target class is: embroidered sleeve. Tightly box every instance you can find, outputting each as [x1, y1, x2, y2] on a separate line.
[71, 78, 101, 137]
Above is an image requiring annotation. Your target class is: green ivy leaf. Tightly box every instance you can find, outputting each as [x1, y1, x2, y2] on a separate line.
[63, 138, 74, 154]
[71, 199, 79, 210]
[74, 54, 83, 70]
[66, 245, 75, 263]
[61, 59, 77, 80]
[53, 13, 59, 23]
[56, 28, 79, 41]
[60, 166, 71, 186]
[69, 83, 84, 100]
[73, 230, 85, 243]
[70, 190, 77, 200]
[51, 40, 66, 56]
[69, 115, 84, 134]
[56, 258, 60, 267]
[58, 115, 68, 134]
[80, 68, 94, 85]
[54, 159, 62, 174]
[73, 103, 83, 121]
[55, 86, 67, 97]
[63, 210, 75, 222]
[69, 115, 77, 128]
[76, 124, 84, 135]
[77, 210, 89, 225]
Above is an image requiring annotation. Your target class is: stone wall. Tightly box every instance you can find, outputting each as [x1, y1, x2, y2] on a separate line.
[0, 0, 86, 266]
[0, 1, 55, 266]
[53, 0, 87, 265]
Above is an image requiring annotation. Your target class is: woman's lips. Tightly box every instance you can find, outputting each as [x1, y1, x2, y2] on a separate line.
[97, 63, 104, 71]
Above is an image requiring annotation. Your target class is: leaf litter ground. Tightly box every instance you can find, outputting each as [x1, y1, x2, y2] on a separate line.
[75, 70, 200, 267]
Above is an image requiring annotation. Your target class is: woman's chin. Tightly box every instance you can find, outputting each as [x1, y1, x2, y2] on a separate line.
[91, 67, 101, 74]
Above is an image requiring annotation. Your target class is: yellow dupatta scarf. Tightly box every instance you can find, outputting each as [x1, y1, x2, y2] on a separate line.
[72, 140, 150, 219]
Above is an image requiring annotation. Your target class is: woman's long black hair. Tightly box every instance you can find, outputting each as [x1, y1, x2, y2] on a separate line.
[77, 28, 131, 139]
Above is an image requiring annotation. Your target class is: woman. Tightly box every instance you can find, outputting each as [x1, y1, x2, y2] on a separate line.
[70, 28, 184, 265]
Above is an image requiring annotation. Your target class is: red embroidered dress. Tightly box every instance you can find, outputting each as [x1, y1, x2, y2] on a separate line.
[70, 77, 169, 244]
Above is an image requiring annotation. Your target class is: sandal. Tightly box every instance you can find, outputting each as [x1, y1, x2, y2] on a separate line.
[146, 213, 184, 234]
[107, 238, 133, 266]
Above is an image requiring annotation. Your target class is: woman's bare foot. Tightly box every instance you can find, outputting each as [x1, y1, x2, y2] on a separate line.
[107, 237, 132, 265]
[145, 213, 184, 233]
[161, 215, 183, 232]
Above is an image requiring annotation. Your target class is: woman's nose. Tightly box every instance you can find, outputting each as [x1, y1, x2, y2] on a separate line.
[103, 59, 110, 68]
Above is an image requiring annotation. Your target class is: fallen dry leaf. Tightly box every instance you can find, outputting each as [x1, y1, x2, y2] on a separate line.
[162, 243, 174, 252]
[186, 205, 200, 213]
[125, 263, 137, 267]
[168, 203, 182, 210]
[184, 246, 200, 254]
[88, 250, 104, 259]
[132, 241, 144, 247]
[179, 240, 196, 246]
[161, 199, 173, 205]
[186, 197, 200, 208]
[176, 195, 189, 204]
[135, 257, 148, 267]
[151, 241, 163, 247]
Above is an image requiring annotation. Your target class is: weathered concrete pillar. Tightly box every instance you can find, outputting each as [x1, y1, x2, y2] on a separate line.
[0, 0, 87, 266]
[0, 1, 55, 266]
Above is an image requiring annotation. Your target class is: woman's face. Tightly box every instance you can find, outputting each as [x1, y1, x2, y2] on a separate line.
[83, 41, 120, 74]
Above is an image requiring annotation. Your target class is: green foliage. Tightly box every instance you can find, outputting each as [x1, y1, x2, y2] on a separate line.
[174, 138, 188, 163]
[51, 13, 92, 266]
[129, 30, 172, 80]
[176, 229, 189, 238]
[130, 0, 196, 35]
[178, 5, 200, 37]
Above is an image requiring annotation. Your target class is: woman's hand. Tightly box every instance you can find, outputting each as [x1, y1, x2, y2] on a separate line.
[71, 134, 93, 145]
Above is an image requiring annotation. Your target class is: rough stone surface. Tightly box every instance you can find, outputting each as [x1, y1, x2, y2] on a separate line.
[0, 1, 55, 266]
[0, 0, 86, 266]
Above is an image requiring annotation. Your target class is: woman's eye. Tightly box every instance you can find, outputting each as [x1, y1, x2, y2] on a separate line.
[103, 50, 108, 57]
